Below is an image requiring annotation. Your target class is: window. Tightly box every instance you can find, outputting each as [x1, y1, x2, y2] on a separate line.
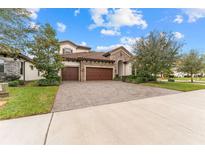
[0, 59, 4, 73]
[30, 65, 34, 70]
[63, 48, 73, 54]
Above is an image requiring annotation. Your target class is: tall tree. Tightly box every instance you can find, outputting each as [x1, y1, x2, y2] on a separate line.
[133, 31, 183, 79]
[0, 9, 34, 55]
[177, 50, 204, 83]
[28, 23, 63, 80]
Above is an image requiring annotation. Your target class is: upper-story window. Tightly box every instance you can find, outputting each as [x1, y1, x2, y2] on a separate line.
[63, 48, 73, 54]
[0, 59, 4, 73]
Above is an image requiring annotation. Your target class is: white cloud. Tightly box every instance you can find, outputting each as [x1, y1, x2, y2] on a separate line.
[173, 15, 183, 24]
[89, 8, 147, 34]
[173, 32, 184, 39]
[89, 8, 109, 29]
[96, 44, 122, 51]
[57, 22, 66, 32]
[80, 41, 87, 46]
[183, 9, 205, 23]
[29, 22, 40, 30]
[120, 36, 140, 45]
[100, 29, 120, 36]
[74, 9, 80, 16]
[27, 8, 40, 20]
[96, 36, 140, 52]
[107, 8, 147, 29]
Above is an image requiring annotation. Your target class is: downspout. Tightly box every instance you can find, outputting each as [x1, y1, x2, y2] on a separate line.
[23, 61, 26, 81]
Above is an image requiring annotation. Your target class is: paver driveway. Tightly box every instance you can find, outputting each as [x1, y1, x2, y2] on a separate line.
[52, 81, 180, 112]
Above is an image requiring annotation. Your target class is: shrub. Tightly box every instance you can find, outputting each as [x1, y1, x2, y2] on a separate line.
[5, 75, 21, 81]
[114, 75, 121, 81]
[18, 80, 25, 85]
[8, 80, 20, 87]
[121, 76, 129, 82]
[168, 78, 175, 82]
[37, 78, 60, 86]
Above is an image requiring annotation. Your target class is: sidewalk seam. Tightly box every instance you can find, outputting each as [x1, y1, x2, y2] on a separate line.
[43, 112, 54, 145]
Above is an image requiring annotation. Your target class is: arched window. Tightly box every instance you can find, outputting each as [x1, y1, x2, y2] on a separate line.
[63, 48, 73, 54]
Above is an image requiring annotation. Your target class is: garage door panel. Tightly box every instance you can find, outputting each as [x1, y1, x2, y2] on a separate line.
[86, 67, 113, 80]
[62, 67, 79, 81]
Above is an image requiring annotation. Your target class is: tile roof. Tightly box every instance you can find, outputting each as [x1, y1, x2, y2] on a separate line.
[61, 52, 115, 62]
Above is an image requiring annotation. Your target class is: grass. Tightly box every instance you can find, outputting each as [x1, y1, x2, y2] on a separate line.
[173, 77, 205, 81]
[142, 81, 205, 92]
[0, 83, 58, 120]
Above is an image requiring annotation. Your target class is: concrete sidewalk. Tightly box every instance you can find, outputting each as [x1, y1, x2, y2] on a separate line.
[0, 114, 52, 144]
[0, 90, 205, 144]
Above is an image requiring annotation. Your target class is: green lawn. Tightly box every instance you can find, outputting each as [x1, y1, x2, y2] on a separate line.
[0, 84, 58, 120]
[142, 81, 205, 92]
[173, 77, 205, 81]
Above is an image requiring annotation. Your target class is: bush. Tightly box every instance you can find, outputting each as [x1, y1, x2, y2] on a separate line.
[37, 78, 60, 86]
[5, 75, 21, 81]
[114, 75, 121, 81]
[18, 80, 25, 85]
[168, 78, 175, 82]
[8, 80, 20, 87]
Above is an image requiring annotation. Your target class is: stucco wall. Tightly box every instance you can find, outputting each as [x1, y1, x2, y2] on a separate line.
[109, 48, 132, 76]
[59, 43, 89, 54]
[24, 61, 43, 81]
[124, 62, 132, 76]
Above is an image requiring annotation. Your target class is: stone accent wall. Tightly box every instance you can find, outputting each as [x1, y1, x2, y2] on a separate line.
[80, 60, 114, 81]
[0, 56, 21, 81]
[109, 49, 132, 75]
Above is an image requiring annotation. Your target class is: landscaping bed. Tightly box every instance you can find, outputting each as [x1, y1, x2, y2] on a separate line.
[142, 81, 205, 92]
[0, 82, 58, 120]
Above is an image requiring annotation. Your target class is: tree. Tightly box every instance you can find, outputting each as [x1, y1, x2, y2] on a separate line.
[133, 31, 183, 80]
[177, 50, 204, 83]
[0, 9, 34, 55]
[28, 24, 63, 81]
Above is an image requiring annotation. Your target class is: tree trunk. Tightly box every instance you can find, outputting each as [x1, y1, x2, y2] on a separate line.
[191, 73, 194, 83]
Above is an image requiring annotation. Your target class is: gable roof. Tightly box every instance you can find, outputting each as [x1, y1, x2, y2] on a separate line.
[60, 40, 91, 50]
[103, 46, 133, 57]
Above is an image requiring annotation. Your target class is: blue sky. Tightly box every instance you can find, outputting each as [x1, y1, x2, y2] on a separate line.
[29, 8, 205, 53]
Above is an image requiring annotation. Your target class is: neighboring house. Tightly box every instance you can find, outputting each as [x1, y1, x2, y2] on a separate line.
[59, 40, 133, 81]
[0, 51, 42, 82]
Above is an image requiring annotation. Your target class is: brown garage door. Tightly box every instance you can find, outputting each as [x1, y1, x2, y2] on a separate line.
[62, 67, 79, 81]
[86, 67, 113, 80]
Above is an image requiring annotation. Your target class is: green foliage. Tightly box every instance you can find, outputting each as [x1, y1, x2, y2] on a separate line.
[0, 9, 35, 55]
[18, 80, 25, 85]
[8, 80, 19, 87]
[133, 31, 182, 78]
[168, 78, 175, 82]
[28, 23, 63, 83]
[113, 75, 121, 81]
[122, 73, 156, 84]
[37, 79, 60, 86]
[177, 50, 204, 82]
[5, 74, 20, 81]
